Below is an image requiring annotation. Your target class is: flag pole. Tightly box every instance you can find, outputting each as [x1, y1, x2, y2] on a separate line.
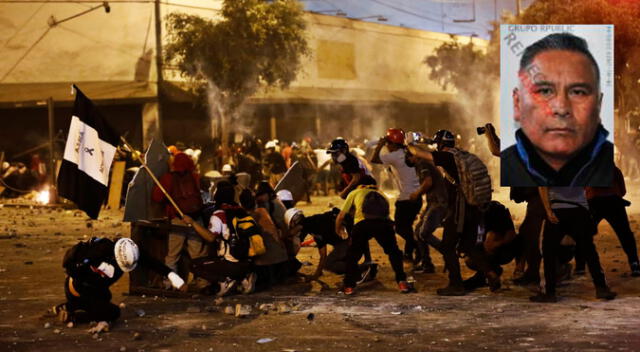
[119, 136, 185, 219]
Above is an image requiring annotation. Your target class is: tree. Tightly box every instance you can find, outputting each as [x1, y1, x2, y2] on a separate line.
[515, 0, 640, 119]
[424, 32, 500, 161]
[164, 0, 310, 157]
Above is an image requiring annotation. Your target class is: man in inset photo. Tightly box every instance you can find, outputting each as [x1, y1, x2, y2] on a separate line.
[501, 32, 613, 186]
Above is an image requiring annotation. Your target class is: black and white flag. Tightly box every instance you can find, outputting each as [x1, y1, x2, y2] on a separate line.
[57, 85, 120, 219]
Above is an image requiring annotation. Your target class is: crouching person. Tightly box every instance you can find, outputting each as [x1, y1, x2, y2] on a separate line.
[239, 189, 295, 290]
[336, 175, 413, 295]
[288, 207, 376, 282]
[462, 201, 520, 291]
[53, 237, 185, 333]
[183, 181, 258, 296]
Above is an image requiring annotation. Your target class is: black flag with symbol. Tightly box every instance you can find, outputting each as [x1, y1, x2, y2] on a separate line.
[57, 85, 120, 219]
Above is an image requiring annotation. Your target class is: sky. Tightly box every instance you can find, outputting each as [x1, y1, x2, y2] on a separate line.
[300, 0, 534, 39]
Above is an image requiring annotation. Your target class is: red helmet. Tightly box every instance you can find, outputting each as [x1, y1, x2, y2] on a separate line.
[385, 128, 405, 145]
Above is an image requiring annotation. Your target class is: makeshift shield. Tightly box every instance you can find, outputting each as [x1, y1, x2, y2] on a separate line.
[274, 161, 305, 204]
[123, 139, 169, 222]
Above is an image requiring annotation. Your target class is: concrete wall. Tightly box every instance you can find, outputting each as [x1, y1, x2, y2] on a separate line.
[0, 1, 222, 84]
[298, 14, 485, 98]
[0, 2, 485, 98]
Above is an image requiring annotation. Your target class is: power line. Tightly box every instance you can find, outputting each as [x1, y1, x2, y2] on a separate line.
[370, 0, 486, 31]
[0, 1, 151, 3]
[0, 26, 51, 82]
[2, 1, 220, 10]
[160, 2, 219, 12]
[2, 1, 48, 49]
[141, 6, 152, 55]
[57, 24, 142, 59]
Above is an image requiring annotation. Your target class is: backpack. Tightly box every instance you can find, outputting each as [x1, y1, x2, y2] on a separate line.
[361, 188, 390, 219]
[449, 148, 492, 209]
[62, 240, 88, 274]
[171, 172, 203, 215]
[62, 237, 111, 275]
[223, 209, 266, 260]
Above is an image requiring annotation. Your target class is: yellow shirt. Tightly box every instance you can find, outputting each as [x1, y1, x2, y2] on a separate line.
[341, 185, 385, 224]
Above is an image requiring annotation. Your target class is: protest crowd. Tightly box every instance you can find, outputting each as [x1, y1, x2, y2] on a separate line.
[39, 119, 639, 333]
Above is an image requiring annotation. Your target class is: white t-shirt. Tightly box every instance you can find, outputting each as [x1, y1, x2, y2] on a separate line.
[379, 149, 420, 201]
[314, 149, 331, 171]
[209, 210, 238, 262]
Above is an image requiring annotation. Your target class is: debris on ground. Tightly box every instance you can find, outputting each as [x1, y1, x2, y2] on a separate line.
[257, 337, 275, 344]
[235, 304, 252, 317]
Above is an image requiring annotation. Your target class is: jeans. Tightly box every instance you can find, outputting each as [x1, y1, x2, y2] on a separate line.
[414, 204, 447, 265]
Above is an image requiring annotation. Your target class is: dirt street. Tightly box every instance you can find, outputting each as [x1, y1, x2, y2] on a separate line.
[1, 188, 640, 352]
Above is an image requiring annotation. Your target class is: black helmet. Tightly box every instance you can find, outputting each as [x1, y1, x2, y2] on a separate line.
[433, 129, 455, 150]
[326, 138, 349, 154]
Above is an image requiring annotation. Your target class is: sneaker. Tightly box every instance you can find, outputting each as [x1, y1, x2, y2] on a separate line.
[630, 262, 640, 277]
[595, 287, 617, 300]
[573, 267, 586, 276]
[463, 273, 487, 291]
[356, 264, 378, 285]
[413, 262, 435, 274]
[339, 286, 355, 295]
[486, 272, 501, 292]
[51, 304, 69, 323]
[436, 285, 466, 296]
[216, 278, 237, 297]
[398, 281, 415, 293]
[239, 272, 257, 294]
[413, 264, 425, 274]
[529, 293, 558, 303]
[422, 262, 436, 273]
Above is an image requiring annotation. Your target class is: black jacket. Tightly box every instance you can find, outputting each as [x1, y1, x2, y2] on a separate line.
[501, 127, 613, 187]
[63, 238, 171, 296]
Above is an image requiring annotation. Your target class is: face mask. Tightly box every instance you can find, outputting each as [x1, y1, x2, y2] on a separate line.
[335, 153, 347, 163]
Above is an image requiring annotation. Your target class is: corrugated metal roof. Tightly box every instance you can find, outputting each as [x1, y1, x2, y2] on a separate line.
[0, 81, 156, 108]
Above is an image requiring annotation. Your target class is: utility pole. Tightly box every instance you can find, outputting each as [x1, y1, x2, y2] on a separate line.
[47, 97, 58, 203]
[154, 0, 164, 139]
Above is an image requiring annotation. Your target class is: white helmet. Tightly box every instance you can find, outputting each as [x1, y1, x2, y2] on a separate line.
[114, 238, 139, 272]
[284, 208, 304, 228]
[265, 140, 277, 149]
[277, 189, 293, 202]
